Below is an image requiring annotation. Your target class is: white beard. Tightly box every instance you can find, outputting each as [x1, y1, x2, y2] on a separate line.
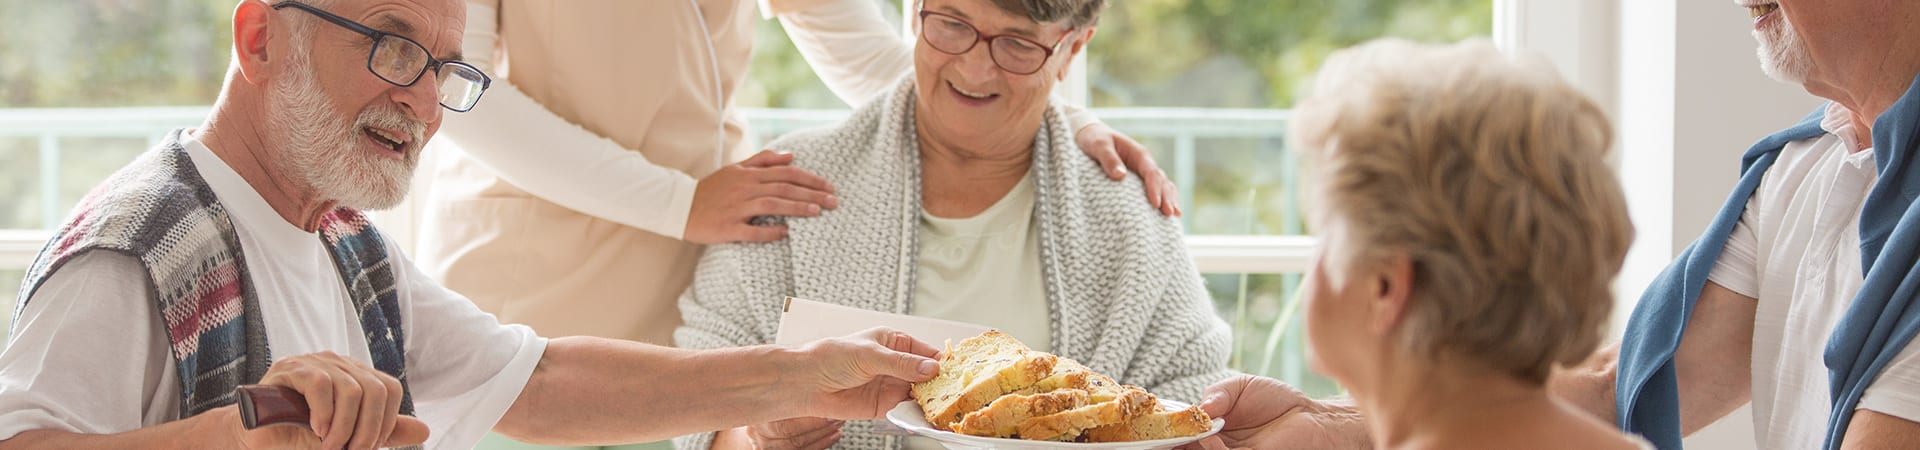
[1755, 12, 1814, 84]
[264, 50, 423, 211]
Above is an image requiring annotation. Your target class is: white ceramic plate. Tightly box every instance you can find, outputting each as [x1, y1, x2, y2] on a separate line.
[884, 400, 1224, 450]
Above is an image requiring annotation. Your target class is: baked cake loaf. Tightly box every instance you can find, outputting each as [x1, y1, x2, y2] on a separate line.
[1016, 385, 1155, 441]
[910, 331, 1059, 430]
[954, 389, 1090, 437]
[1083, 404, 1215, 442]
[909, 331, 1212, 442]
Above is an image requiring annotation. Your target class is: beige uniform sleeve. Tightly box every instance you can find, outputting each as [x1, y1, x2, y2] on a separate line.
[438, 0, 700, 239]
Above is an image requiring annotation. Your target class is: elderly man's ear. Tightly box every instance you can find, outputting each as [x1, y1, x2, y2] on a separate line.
[1056, 27, 1096, 82]
[231, 0, 280, 86]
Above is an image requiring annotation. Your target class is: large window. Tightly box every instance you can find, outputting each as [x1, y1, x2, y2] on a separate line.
[1, 1, 1491, 398]
[1087, 0, 1491, 396]
[1, 1, 243, 332]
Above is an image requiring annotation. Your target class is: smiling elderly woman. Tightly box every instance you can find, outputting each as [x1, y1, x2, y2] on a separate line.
[671, 0, 1233, 449]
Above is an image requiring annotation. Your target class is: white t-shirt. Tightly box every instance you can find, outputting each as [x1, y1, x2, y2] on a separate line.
[1708, 103, 1920, 449]
[0, 132, 547, 450]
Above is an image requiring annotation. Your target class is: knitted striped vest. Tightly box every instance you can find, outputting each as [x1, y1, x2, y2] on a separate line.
[11, 129, 414, 419]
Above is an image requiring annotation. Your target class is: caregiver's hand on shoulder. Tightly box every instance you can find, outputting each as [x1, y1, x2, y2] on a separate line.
[687, 150, 839, 244]
[231, 352, 430, 450]
[783, 327, 942, 421]
[1076, 123, 1181, 218]
[712, 417, 846, 450]
[1186, 374, 1370, 450]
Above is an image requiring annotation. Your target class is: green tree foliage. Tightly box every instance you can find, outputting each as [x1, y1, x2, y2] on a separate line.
[1089, 0, 1493, 108]
[0, 0, 1489, 395]
[0, 0, 236, 107]
[741, 0, 1492, 109]
[0, 0, 1488, 110]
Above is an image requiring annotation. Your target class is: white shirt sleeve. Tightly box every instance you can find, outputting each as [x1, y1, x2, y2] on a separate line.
[440, 1, 700, 240]
[763, 0, 912, 109]
[1707, 194, 1764, 298]
[390, 242, 547, 450]
[765, 0, 1105, 133]
[0, 252, 177, 440]
[1860, 337, 1920, 425]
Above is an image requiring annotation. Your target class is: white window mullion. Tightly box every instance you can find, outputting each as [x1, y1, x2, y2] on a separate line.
[1185, 235, 1316, 274]
[0, 233, 1319, 275]
[0, 230, 48, 271]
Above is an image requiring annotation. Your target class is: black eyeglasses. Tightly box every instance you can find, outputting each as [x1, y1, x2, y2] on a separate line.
[918, 10, 1075, 75]
[271, 1, 491, 112]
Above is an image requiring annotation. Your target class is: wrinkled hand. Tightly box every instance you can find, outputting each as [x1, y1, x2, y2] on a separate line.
[232, 352, 430, 450]
[715, 417, 847, 450]
[1076, 123, 1181, 217]
[786, 327, 941, 420]
[686, 150, 839, 244]
[1186, 375, 1369, 450]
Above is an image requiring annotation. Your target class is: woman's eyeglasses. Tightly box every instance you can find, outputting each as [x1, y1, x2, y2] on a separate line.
[918, 10, 1076, 76]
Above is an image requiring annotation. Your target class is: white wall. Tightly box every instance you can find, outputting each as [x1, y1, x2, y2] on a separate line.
[1500, 0, 1619, 118]
[1614, 0, 1823, 448]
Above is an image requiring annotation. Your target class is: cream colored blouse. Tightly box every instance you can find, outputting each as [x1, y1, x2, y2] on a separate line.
[911, 173, 1054, 353]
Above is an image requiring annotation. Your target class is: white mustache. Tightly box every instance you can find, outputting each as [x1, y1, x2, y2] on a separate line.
[356, 106, 425, 148]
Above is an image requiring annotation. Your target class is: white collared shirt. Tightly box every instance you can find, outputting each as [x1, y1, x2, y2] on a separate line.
[1709, 103, 1920, 449]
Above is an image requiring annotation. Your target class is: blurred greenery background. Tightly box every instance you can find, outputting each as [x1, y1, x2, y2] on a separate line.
[0, 0, 1490, 399]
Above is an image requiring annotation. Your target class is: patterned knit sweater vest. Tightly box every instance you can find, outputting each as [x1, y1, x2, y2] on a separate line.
[11, 129, 414, 419]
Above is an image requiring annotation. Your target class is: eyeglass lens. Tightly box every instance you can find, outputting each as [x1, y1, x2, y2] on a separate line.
[922, 13, 1052, 74]
[371, 35, 486, 111]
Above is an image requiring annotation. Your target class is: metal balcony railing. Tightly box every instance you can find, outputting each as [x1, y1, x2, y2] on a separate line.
[0, 105, 1311, 272]
[0, 105, 1326, 392]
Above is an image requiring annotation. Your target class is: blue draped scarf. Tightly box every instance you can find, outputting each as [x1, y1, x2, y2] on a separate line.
[1616, 74, 1920, 449]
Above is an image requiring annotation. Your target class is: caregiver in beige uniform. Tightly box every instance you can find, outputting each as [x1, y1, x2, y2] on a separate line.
[424, 0, 757, 350]
[426, 0, 1176, 346]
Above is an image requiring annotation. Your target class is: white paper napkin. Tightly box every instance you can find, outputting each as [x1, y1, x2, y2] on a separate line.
[774, 297, 994, 348]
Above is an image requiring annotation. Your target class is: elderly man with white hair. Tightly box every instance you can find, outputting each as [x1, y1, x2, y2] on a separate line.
[1197, 1, 1920, 449]
[0, 1, 942, 449]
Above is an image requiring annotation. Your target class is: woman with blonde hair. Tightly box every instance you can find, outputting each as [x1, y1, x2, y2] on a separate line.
[1198, 39, 1651, 450]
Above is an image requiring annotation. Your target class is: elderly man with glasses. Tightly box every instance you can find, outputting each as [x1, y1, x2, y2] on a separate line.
[0, 1, 944, 449]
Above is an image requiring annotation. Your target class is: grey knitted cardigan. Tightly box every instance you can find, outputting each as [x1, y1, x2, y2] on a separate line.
[673, 78, 1234, 450]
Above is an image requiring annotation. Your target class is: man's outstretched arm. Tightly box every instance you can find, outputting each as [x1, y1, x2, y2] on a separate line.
[493, 328, 939, 446]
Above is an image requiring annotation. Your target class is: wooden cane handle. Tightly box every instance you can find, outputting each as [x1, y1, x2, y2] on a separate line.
[236, 384, 311, 430]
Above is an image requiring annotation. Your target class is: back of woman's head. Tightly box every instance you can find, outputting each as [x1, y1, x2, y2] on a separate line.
[1292, 39, 1633, 384]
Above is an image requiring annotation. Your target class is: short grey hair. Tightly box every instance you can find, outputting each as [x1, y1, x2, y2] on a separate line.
[274, 0, 341, 41]
[1293, 39, 1630, 385]
[988, 0, 1106, 29]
